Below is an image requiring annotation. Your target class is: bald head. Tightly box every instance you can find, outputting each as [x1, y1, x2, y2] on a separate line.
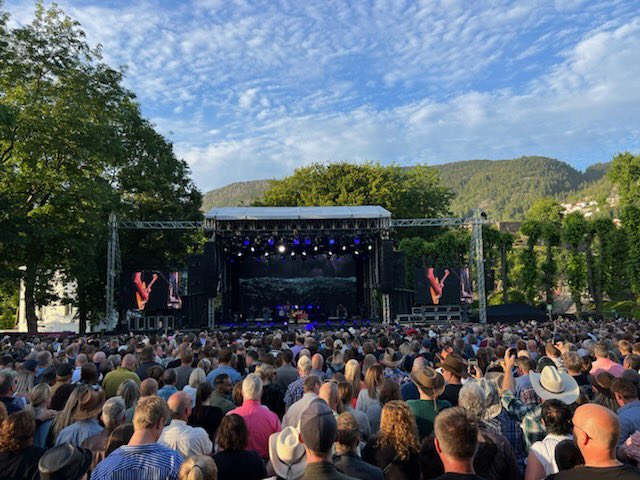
[122, 354, 137, 371]
[573, 404, 620, 461]
[312, 353, 324, 370]
[412, 356, 427, 372]
[140, 378, 158, 397]
[168, 391, 192, 420]
[319, 382, 338, 411]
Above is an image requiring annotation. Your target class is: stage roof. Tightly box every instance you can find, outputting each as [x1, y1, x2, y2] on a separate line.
[205, 206, 392, 221]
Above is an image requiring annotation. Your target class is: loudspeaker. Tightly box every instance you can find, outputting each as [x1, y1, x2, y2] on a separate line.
[203, 242, 218, 297]
[380, 240, 394, 293]
[393, 251, 406, 289]
[187, 254, 206, 295]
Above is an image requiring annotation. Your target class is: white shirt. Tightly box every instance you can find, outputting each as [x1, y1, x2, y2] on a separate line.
[531, 433, 572, 476]
[71, 366, 82, 383]
[158, 419, 212, 458]
[282, 392, 318, 429]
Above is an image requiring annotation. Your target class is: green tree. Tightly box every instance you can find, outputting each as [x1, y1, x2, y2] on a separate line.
[562, 212, 588, 317]
[519, 220, 542, 304]
[0, 3, 201, 332]
[259, 162, 452, 219]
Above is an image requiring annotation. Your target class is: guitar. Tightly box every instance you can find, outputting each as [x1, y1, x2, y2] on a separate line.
[428, 268, 450, 305]
[135, 273, 158, 310]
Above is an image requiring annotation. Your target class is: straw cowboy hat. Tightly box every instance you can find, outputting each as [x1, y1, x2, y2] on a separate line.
[436, 354, 468, 379]
[269, 427, 307, 480]
[73, 388, 106, 421]
[530, 366, 579, 405]
[410, 365, 445, 396]
[380, 348, 404, 368]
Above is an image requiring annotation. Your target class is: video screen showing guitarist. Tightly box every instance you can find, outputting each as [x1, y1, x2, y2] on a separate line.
[134, 272, 158, 311]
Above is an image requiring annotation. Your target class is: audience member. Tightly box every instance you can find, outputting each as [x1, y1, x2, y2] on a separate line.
[213, 414, 267, 480]
[159, 391, 213, 457]
[334, 412, 383, 480]
[0, 411, 44, 480]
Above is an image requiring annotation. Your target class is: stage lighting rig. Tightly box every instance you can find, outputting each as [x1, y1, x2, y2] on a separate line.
[278, 245, 286, 254]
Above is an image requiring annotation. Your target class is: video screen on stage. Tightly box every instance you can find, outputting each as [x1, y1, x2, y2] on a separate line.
[120, 271, 184, 311]
[238, 255, 357, 316]
[414, 266, 467, 305]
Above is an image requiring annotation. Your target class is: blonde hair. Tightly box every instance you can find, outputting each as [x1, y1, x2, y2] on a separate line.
[133, 396, 169, 430]
[377, 400, 419, 461]
[189, 368, 207, 388]
[178, 455, 217, 480]
[364, 364, 384, 399]
[344, 359, 362, 400]
[256, 363, 275, 383]
[14, 370, 34, 395]
[26, 382, 50, 418]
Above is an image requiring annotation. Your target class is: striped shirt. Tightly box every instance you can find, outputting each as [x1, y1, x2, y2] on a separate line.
[91, 443, 183, 480]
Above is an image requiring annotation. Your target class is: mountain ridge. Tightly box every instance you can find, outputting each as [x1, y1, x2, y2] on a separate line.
[201, 156, 614, 220]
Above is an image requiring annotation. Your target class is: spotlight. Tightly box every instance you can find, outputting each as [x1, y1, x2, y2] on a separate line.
[278, 245, 286, 254]
[368, 245, 373, 251]
[265, 252, 270, 257]
[290, 251, 295, 257]
[243, 238, 250, 246]
[342, 246, 347, 251]
[328, 251, 333, 256]
[354, 237, 361, 245]
[268, 237, 275, 246]
[314, 246, 318, 252]
[302, 251, 307, 256]
[329, 238, 335, 246]
[354, 250, 360, 255]
[237, 252, 242, 257]
[305, 237, 311, 245]
[293, 238, 300, 246]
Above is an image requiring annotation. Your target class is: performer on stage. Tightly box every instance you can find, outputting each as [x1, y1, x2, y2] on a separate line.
[134, 272, 158, 310]
[427, 267, 450, 305]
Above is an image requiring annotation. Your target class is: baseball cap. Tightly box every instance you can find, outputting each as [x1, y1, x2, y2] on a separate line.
[300, 399, 337, 453]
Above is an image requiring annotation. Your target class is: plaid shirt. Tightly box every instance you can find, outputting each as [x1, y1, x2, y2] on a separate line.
[483, 409, 527, 473]
[501, 389, 546, 451]
[284, 375, 306, 408]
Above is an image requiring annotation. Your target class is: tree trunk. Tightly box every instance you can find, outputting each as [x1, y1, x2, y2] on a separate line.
[24, 269, 38, 334]
[501, 242, 509, 303]
[78, 280, 87, 335]
[585, 235, 600, 317]
[544, 244, 555, 305]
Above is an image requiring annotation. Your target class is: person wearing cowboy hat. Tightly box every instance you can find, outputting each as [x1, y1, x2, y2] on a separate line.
[55, 386, 106, 447]
[380, 348, 408, 384]
[501, 347, 579, 451]
[406, 365, 451, 440]
[268, 426, 307, 480]
[437, 354, 467, 407]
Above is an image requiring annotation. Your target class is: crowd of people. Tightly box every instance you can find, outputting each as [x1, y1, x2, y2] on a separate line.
[0, 316, 640, 479]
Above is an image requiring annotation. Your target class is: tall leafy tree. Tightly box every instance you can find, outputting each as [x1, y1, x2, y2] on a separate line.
[0, 4, 201, 332]
[561, 212, 587, 317]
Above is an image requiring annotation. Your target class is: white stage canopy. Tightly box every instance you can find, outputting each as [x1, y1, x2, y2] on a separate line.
[205, 206, 392, 221]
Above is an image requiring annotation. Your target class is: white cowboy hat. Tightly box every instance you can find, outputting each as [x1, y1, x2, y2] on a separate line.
[530, 366, 579, 405]
[268, 427, 307, 480]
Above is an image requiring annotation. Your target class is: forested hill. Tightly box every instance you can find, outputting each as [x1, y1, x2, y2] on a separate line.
[201, 156, 612, 219]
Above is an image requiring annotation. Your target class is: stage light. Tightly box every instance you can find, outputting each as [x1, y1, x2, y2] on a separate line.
[354, 250, 359, 255]
[237, 252, 242, 257]
[329, 238, 335, 245]
[290, 251, 295, 257]
[302, 251, 307, 256]
[250, 247, 255, 253]
[314, 246, 318, 252]
[278, 245, 286, 254]
[328, 251, 333, 256]
[305, 237, 311, 245]
[293, 238, 300, 246]
[268, 237, 275, 246]
[243, 238, 250, 246]
[354, 237, 361, 245]
[265, 252, 270, 257]
[368, 245, 373, 251]
[342, 246, 347, 251]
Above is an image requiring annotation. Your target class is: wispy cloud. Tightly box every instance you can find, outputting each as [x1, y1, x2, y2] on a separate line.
[5, 0, 640, 191]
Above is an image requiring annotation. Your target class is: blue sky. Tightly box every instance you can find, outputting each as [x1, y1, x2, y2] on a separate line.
[6, 0, 640, 191]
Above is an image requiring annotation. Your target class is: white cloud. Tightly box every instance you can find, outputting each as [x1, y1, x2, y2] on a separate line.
[4, 0, 639, 192]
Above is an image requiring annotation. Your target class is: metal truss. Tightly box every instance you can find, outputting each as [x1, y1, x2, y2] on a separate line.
[119, 221, 204, 229]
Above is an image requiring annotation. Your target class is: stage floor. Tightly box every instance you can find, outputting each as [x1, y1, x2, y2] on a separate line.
[216, 319, 375, 331]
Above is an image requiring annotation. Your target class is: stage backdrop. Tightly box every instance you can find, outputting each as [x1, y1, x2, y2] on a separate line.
[238, 254, 357, 315]
[120, 271, 184, 311]
[414, 266, 468, 305]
